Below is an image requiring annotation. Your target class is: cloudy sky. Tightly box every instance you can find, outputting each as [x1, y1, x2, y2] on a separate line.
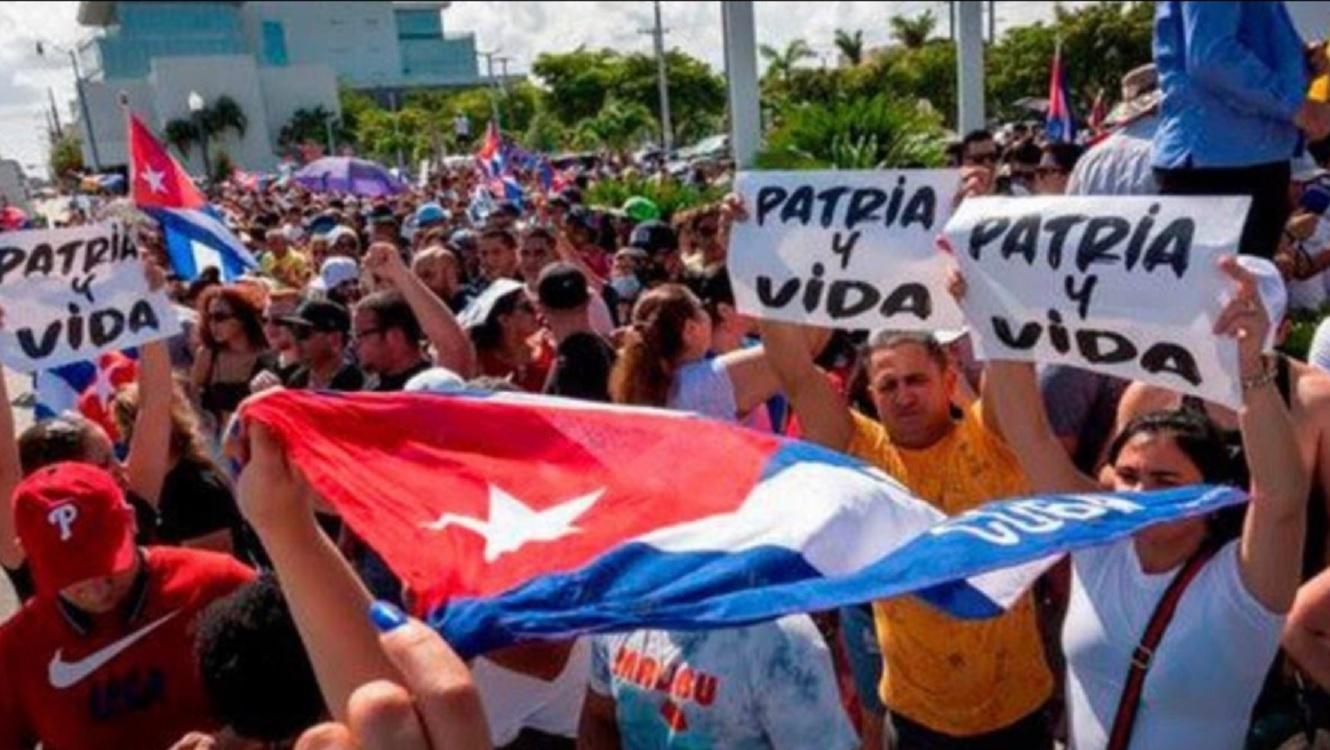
[0, 1, 1077, 178]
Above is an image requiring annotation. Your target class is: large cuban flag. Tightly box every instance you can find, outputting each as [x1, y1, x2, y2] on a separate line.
[240, 389, 1244, 657]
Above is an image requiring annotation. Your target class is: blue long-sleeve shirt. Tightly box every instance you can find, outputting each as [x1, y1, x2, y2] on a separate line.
[1152, 0, 1307, 169]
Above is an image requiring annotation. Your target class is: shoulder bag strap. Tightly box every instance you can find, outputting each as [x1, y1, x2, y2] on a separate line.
[1105, 540, 1223, 750]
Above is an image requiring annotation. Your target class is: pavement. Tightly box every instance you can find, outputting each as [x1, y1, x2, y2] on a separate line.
[0, 366, 32, 620]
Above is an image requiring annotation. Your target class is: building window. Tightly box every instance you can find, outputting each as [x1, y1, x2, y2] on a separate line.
[261, 20, 288, 66]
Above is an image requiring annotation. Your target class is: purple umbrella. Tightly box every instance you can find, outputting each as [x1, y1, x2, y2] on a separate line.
[292, 156, 406, 197]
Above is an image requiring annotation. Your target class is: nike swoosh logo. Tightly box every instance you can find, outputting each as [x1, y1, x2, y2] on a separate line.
[48, 610, 180, 689]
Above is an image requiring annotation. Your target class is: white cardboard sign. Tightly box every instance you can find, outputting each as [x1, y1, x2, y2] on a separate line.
[944, 195, 1251, 408]
[728, 169, 965, 332]
[0, 222, 180, 372]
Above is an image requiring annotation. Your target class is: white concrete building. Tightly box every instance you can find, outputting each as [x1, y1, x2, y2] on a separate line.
[73, 1, 483, 174]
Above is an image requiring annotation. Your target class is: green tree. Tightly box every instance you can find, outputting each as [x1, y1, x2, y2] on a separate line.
[163, 119, 199, 159]
[532, 46, 620, 124]
[524, 110, 568, 152]
[759, 39, 815, 83]
[531, 47, 725, 147]
[987, 2, 1152, 120]
[572, 98, 655, 154]
[889, 10, 937, 49]
[278, 106, 351, 154]
[757, 95, 947, 169]
[202, 95, 247, 140]
[834, 29, 865, 66]
[48, 133, 83, 180]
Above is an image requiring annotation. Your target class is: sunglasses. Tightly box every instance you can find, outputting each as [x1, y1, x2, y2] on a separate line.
[1036, 166, 1067, 177]
[208, 312, 235, 324]
[965, 153, 998, 165]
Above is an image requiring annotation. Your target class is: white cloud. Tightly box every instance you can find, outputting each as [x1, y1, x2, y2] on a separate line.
[0, 1, 1079, 179]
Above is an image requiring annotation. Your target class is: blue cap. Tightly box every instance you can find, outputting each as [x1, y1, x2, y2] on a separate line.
[415, 202, 447, 227]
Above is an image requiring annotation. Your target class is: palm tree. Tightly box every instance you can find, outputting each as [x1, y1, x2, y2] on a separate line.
[163, 119, 200, 159]
[834, 29, 865, 66]
[203, 95, 247, 141]
[759, 39, 814, 82]
[889, 10, 937, 49]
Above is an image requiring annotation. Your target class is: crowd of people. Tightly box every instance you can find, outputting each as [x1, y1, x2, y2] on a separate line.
[5, 2, 1330, 749]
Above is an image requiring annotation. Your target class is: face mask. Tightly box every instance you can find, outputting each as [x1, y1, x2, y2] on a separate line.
[609, 274, 642, 301]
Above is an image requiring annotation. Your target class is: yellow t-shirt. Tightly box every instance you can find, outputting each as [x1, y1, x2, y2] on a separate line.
[846, 405, 1053, 736]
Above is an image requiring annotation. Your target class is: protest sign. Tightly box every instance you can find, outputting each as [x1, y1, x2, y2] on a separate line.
[728, 169, 964, 332]
[945, 195, 1251, 408]
[0, 222, 180, 372]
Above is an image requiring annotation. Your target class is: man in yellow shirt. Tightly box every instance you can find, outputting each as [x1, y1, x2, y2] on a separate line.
[258, 228, 312, 289]
[762, 323, 1053, 749]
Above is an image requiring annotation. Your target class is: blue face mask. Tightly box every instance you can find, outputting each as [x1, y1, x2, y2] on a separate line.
[610, 274, 642, 301]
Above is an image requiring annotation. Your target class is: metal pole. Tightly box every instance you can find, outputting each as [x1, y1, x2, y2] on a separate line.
[988, 0, 996, 43]
[651, 0, 673, 153]
[325, 115, 335, 155]
[721, 1, 759, 168]
[956, 0, 986, 133]
[47, 87, 62, 139]
[68, 49, 101, 171]
[478, 51, 501, 127]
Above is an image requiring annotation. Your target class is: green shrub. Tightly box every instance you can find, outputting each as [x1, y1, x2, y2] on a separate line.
[584, 176, 727, 221]
[756, 94, 947, 170]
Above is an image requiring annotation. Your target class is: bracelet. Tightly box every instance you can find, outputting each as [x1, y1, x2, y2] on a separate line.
[1241, 364, 1277, 392]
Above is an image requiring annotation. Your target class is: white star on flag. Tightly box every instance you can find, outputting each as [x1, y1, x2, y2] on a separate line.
[421, 484, 605, 562]
[141, 166, 166, 194]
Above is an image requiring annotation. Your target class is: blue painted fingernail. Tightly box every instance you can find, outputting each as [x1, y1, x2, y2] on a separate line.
[370, 601, 408, 632]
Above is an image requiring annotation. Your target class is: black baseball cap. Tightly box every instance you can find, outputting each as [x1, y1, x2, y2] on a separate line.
[628, 220, 678, 257]
[536, 262, 590, 311]
[280, 299, 351, 334]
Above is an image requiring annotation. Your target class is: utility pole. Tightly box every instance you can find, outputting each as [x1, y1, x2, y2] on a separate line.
[37, 41, 100, 170]
[477, 49, 502, 127]
[988, 0, 997, 44]
[639, 0, 673, 153]
[47, 87, 62, 139]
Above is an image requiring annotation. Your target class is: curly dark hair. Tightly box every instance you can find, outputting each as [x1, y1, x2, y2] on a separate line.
[196, 284, 269, 351]
[195, 575, 326, 741]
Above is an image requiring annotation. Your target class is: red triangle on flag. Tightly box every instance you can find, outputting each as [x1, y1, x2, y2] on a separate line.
[128, 112, 206, 210]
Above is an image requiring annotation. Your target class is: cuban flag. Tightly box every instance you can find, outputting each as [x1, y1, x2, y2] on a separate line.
[240, 390, 1244, 657]
[1045, 40, 1076, 143]
[34, 351, 138, 445]
[128, 111, 257, 282]
[476, 120, 505, 177]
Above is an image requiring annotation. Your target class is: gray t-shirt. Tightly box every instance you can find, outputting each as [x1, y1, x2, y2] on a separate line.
[590, 615, 858, 750]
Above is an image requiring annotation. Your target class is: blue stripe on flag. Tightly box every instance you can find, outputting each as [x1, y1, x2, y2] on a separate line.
[147, 206, 257, 282]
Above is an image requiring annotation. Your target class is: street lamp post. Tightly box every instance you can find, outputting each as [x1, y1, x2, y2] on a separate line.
[188, 91, 211, 180]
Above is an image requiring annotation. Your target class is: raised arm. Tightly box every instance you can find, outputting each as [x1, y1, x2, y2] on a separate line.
[236, 421, 405, 721]
[1221, 257, 1311, 613]
[1284, 567, 1330, 689]
[124, 340, 173, 506]
[948, 266, 1095, 494]
[757, 320, 849, 452]
[364, 242, 477, 378]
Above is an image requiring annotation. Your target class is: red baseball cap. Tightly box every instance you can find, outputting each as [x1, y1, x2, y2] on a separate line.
[13, 462, 137, 597]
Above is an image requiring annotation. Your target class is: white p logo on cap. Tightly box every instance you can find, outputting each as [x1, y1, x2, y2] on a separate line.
[47, 504, 78, 542]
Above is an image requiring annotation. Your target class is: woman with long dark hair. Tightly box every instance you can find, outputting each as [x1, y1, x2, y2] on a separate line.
[113, 381, 246, 556]
[975, 257, 1307, 750]
[609, 283, 782, 422]
[191, 284, 274, 433]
